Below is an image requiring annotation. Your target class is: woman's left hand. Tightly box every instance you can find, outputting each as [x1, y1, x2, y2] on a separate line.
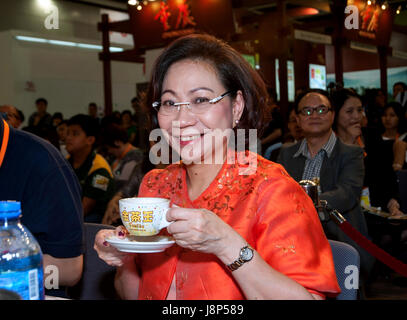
[166, 207, 241, 257]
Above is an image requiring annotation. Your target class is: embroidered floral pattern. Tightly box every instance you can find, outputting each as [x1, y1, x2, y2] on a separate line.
[137, 150, 341, 299]
[143, 152, 287, 221]
[293, 193, 306, 214]
[275, 244, 296, 254]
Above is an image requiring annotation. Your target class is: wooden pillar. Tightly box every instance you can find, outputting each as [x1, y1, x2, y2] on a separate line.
[333, 38, 343, 85]
[277, 0, 289, 117]
[331, 0, 346, 86]
[101, 14, 113, 116]
[378, 45, 388, 95]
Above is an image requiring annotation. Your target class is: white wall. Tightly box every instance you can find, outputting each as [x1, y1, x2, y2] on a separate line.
[0, 32, 14, 105]
[0, 30, 147, 124]
[0, 0, 105, 41]
[0, 0, 158, 125]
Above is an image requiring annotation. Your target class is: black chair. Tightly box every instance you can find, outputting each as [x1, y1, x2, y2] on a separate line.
[329, 240, 360, 300]
[67, 223, 117, 300]
[396, 170, 407, 213]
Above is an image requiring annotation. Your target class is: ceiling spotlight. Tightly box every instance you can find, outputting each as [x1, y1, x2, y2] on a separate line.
[143, 0, 148, 5]
[381, 3, 386, 10]
[137, 5, 142, 10]
[128, 0, 137, 5]
[367, 0, 372, 5]
[37, 0, 53, 9]
[396, 5, 401, 14]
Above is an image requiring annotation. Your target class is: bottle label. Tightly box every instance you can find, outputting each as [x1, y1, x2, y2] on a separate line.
[0, 268, 43, 300]
[360, 187, 370, 208]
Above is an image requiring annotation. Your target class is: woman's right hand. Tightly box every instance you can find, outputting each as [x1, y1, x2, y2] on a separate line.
[94, 226, 132, 267]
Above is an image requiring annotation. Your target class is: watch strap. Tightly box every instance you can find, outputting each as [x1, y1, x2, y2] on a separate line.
[227, 245, 253, 272]
[227, 258, 245, 271]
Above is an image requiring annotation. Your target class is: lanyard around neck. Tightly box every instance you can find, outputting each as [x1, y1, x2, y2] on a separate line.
[0, 119, 10, 168]
[356, 136, 367, 158]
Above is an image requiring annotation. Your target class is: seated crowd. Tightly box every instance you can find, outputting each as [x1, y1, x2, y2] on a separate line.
[1, 76, 406, 298]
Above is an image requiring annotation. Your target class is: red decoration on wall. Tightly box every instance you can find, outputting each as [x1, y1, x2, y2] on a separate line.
[128, 0, 234, 47]
[154, 2, 171, 31]
[360, 4, 380, 33]
[343, 0, 393, 47]
[175, 0, 196, 29]
[24, 81, 36, 92]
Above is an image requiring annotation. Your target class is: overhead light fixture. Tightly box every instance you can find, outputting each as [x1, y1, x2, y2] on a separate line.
[128, 0, 137, 5]
[381, 3, 387, 10]
[396, 5, 401, 14]
[15, 36, 47, 43]
[367, 0, 372, 5]
[77, 43, 102, 50]
[137, 5, 142, 10]
[49, 40, 76, 47]
[143, 1, 148, 5]
[15, 35, 124, 52]
[37, 0, 52, 9]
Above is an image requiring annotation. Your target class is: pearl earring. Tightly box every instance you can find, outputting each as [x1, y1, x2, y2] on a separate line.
[235, 119, 239, 124]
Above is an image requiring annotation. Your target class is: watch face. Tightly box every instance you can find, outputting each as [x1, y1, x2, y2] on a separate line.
[240, 247, 254, 261]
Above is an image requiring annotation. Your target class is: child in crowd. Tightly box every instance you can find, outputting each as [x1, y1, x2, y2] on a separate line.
[66, 114, 115, 223]
[100, 124, 145, 225]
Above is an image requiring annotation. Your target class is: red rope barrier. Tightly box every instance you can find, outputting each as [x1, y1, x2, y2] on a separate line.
[339, 220, 407, 278]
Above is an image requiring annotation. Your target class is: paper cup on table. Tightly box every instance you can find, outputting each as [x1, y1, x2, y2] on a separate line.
[119, 197, 172, 236]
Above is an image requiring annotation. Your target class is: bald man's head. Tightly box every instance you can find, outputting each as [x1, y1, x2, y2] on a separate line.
[0, 105, 21, 128]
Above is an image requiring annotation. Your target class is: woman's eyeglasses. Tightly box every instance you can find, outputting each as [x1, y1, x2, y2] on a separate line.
[152, 91, 233, 116]
[297, 105, 332, 116]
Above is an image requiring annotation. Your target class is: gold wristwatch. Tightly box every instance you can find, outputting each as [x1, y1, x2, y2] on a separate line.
[227, 245, 254, 271]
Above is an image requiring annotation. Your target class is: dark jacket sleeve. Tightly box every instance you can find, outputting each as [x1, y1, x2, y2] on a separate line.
[319, 146, 364, 215]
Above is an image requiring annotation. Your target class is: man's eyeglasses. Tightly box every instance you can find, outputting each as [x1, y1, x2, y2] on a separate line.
[152, 91, 233, 116]
[297, 105, 332, 116]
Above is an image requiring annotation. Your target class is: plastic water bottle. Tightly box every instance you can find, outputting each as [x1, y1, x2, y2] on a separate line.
[0, 201, 44, 300]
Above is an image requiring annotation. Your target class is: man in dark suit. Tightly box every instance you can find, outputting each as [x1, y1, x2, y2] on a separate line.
[277, 89, 374, 285]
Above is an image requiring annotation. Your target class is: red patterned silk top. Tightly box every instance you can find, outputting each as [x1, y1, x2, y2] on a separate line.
[136, 150, 341, 300]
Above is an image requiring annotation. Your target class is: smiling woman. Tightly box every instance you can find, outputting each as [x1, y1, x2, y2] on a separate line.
[155, 59, 242, 165]
[94, 33, 341, 300]
[331, 89, 364, 146]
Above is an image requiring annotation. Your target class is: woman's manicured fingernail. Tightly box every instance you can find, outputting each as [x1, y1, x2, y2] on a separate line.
[103, 241, 108, 247]
[118, 231, 124, 237]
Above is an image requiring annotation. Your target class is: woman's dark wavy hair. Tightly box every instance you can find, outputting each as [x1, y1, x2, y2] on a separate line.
[330, 88, 362, 131]
[143, 33, 269, 148]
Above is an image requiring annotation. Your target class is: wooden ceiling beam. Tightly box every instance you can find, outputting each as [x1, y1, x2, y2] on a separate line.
[97, 19, 132, 34]
[233, 0, 331, 11]
[99, 49, 145, 63]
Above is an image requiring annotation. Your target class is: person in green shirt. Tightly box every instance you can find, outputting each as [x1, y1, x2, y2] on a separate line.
[66, 114, 115, 223]
[120, 110, 137, 146]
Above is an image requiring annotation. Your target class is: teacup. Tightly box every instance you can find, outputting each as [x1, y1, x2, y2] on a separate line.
[119, 197, 172, 236]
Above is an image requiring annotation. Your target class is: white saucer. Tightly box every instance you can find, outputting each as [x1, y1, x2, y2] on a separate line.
[106, 235, 175, 253]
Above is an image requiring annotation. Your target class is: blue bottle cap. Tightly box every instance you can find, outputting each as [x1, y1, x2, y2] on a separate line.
[0, 201, 22, 219]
